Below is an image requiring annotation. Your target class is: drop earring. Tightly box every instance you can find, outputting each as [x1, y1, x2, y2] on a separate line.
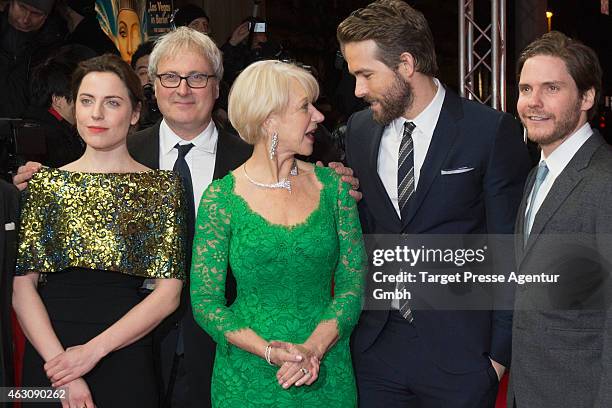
[269, 132, 278, 160]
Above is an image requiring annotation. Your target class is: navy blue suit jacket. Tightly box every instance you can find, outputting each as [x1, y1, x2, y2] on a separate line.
[345, 88, 531, 373]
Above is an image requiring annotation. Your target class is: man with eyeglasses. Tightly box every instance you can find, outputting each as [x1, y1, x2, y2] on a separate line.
[0, 0, 63, 117]
[126, 26, 251, 408]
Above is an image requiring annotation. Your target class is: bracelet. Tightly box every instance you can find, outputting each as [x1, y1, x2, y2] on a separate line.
[265, 344, 273, 365]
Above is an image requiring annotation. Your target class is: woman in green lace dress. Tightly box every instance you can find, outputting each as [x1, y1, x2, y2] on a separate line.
[190, 60, 366, 407]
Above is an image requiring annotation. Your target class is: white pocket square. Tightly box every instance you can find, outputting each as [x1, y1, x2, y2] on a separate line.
[5, 222, 15, 231]
[441, 167, 474, 175]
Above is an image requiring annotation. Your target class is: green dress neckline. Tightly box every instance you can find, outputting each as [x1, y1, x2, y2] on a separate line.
[228, 164, 325, 230]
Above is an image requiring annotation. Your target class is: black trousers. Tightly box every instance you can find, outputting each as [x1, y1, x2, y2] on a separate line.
[155, 305, 215, 408]
[353, 311, 499, 408]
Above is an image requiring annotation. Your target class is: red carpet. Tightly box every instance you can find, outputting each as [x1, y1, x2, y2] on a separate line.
[11, 306, 510, 407]
[496, 372, 509, 407]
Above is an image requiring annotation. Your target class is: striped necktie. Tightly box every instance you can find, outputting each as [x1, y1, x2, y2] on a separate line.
[397, 121, 416, 322]
[398, 121, 416, 220]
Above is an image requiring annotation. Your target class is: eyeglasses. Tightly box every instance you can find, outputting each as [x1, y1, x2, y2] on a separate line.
[156, 73, 216, 89]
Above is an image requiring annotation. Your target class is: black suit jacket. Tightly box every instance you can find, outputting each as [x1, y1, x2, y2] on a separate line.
[346, 88, 531, 373]
[0, 180, 19, 390]
[127, 121, 252, 407]
[128, 121, 253, 180]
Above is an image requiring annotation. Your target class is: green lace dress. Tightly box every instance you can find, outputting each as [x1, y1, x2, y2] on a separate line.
[190, 166, 366, 407]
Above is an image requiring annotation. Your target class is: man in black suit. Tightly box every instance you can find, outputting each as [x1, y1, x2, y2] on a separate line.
[1, 180, 19, 390]
[509, 31, 612, 408]
[127, 27, 252, 408]
[337, 1, 531, 406]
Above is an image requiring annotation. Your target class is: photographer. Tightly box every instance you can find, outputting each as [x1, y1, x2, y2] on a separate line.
[172, 3, 209, 34]
[220, 17, 285, 85]
[131, 41, 161, 129]
[0, 0, 64, 118]
[19, 44, 96, 168]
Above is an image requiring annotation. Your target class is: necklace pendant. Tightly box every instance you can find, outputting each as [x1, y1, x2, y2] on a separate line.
[243, 160, 297, 193]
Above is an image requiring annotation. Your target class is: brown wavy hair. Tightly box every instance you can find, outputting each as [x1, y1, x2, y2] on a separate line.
[337, 0, 437, 75]
[517, 31, 602, 120]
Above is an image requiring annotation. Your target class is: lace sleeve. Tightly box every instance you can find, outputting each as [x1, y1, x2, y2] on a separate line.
[319, 175, 366, 339]
[190, 178, 247, 353]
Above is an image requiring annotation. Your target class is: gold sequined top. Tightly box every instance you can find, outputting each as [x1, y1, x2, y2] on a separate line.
[16, 167, 186, 279]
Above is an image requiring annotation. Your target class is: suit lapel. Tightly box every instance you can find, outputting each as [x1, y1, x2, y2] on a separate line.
[212, 131, 224, 180]
[129, 122, 161, 169]
[521, 133, 605, 260]
[212, 127, 254, 180]
[515, 170, 536, 261]
[365, 118, 402, 231]
[402, 89, 461, 228]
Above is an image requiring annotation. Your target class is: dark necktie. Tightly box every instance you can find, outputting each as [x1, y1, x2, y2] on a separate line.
[398, 121, 416, 221]
[397, 122, 416, 322]
[173, 143, 195, 262]
[170, 142, 195, 362]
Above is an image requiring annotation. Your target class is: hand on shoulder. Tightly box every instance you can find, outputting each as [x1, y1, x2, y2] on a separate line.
[13, 161, 42, 191]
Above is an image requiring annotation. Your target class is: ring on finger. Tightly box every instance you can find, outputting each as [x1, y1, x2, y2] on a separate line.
[300, 367, 309, 375]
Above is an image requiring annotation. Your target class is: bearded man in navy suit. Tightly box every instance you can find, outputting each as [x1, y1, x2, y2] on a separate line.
[337, 1, 531, 406]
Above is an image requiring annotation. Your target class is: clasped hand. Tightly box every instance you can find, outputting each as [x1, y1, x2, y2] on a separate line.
[61, 377, 96, 408]
[268, 341, 320, 389]
[45, 344, 103, 388]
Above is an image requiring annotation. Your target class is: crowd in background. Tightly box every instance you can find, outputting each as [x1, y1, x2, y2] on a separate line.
[0, 0, 355, 179]
[1, 1, 611, 407]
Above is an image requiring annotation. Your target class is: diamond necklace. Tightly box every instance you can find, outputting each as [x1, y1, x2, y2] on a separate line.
[243, 160, 298, 192]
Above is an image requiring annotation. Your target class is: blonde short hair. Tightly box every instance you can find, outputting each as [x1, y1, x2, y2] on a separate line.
[228, 60, 319, 145]
[148, 26, 223, 80]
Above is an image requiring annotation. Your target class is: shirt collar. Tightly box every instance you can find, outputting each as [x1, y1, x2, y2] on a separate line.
[540, 122, 593, 178]
[48, 107, 64, 122]
[159, 119, 218, 155]
[391, 77, 446, 136]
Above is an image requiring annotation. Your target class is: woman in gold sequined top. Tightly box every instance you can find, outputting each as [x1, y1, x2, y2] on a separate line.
[13, 55, 186, 408]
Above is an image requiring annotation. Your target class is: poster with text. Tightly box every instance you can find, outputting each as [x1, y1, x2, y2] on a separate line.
[147, 0, 174, 36]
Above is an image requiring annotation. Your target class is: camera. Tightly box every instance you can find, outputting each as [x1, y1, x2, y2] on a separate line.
[248, 21, 266, 33]
[0, 119, 46, 182]
[139, 84, 162, 129]
[143, 83, 158, 113]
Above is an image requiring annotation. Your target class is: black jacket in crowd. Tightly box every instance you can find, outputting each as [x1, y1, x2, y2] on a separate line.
[65, 15, 118, 57]
[0, 10, 64, 118]
[0, 180, 19, 390]
[23, 106, 85, 168]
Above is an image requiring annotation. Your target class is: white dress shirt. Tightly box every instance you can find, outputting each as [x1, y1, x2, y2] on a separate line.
[378, 79, 445, 310]
[377, 78, 446, 217]
[524, 122, 593, 235]
[159, 119, 218, 215]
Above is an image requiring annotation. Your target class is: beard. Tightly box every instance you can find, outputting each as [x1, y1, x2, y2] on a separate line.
[367, 71, 414, 125]
[522, 98, 583, 147]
